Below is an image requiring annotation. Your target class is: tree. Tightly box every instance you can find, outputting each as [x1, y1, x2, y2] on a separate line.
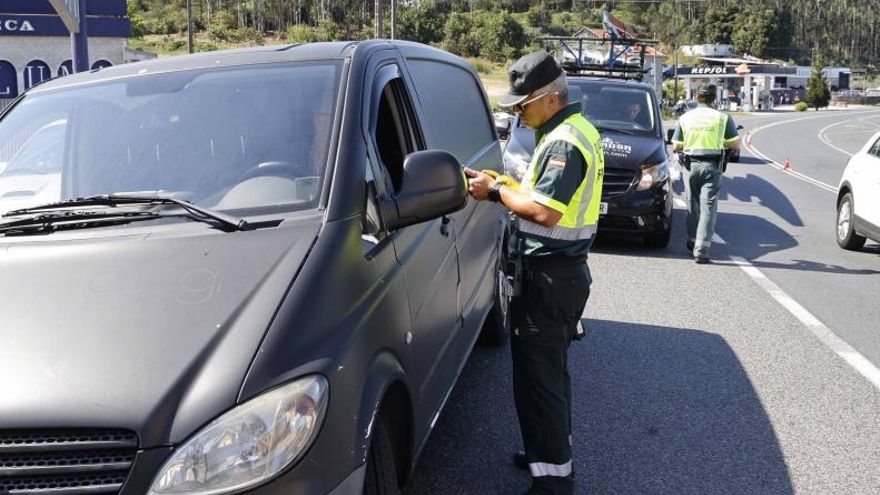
[731, 8, 776, 57]
[805, 54, 831, 110]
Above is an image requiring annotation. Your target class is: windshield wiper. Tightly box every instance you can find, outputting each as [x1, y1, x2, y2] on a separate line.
[598, 127, 634, 135]
[0, 210, 159, 236]
[3, 192, 249, 232]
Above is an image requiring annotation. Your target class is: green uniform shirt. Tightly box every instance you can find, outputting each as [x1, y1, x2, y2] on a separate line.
[517, 102, 593, 258]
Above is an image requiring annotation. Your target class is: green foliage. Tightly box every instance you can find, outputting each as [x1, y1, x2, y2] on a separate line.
[795, 102, 809, 111]
[398, 3, 447, 45]
[526, 6, 551, 30]
[663, 80, 685, 103]
[442, 10, 526, 62]
[207, 11, 237, 42]
[731, 8, 776, 57]
[286, 20, 340, 43]
[806, 56, 831, 110]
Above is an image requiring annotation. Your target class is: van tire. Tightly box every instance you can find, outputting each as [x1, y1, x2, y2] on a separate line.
[644, 226, 671, 248]
[363, 416, 400, 495]
[478, 257, 511, 346]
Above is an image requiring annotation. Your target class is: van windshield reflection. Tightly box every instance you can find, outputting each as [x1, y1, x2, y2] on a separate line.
[0, 62, 341, 216]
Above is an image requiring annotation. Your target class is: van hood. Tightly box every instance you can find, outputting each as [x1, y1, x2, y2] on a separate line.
[0, 219, 320, 447]
[597, 130, 667, 169]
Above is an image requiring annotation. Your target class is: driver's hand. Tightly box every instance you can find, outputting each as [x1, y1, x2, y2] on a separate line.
[463, 168, 494, 201]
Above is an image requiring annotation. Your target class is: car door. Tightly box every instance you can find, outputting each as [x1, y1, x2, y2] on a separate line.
[365, 57, 462, 431]
[862, 136, 880, 229]
[401, 55, 504, 337]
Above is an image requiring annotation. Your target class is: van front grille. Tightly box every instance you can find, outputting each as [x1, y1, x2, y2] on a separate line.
[0, 429, 137, 495]
[602, 167, 636, 198]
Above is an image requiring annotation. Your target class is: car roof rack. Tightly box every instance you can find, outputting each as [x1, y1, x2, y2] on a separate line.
[539, 35, 659, 82]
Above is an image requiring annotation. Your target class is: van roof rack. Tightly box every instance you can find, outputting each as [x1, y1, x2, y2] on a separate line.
[540, 36, 659, 82]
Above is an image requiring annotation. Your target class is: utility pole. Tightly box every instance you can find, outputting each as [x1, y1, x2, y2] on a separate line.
[374, 0, 383, 38]
[187, 0, 194, 54]
[673, 0, 679, 103]
[390, 0, 396, 40]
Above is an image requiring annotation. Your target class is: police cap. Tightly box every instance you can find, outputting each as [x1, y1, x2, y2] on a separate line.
[697, 84, 718, 96]
[498, 51, 563, 107]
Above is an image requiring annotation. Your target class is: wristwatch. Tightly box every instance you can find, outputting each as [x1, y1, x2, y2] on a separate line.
[487, 182, 504, 203]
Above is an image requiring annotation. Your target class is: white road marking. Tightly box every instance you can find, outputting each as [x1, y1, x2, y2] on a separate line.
[817, 120, 856, 157]
[745, 109, 880, 194]
[729, 252, 880, 392]
[670, 198, 880, 391]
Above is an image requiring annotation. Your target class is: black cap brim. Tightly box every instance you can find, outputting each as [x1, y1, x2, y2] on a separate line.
[498, 91, 530, 108]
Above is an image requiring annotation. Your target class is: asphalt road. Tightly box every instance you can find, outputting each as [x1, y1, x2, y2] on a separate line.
[405, 107, 880, 494]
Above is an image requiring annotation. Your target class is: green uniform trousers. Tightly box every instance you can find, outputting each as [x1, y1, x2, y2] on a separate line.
[511, 259, 591, 494]
[684, 159, 723, 258]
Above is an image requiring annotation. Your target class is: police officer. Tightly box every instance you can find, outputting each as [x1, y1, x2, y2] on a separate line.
[671, 84, 740, 264]
[465, 51, 604, 495]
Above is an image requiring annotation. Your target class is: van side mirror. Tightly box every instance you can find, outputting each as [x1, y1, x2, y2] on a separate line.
[494, 112, 512, 140]
[665, 128, 675, 145]
[383, 150, 468, 231]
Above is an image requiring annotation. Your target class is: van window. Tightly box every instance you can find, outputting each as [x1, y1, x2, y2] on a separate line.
[0, 62, 341, 216]
[373, 78, 422, 193]
[406, 59, 493, 164]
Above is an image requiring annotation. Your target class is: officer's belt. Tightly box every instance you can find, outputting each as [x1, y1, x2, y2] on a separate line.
[523, 254, 587, 271]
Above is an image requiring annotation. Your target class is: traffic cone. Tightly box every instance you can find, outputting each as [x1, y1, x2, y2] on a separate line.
[784, 159, 791, 171]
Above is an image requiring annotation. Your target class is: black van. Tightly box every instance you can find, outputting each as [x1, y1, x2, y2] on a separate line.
[0, 41, 508, 494]
[502, 76, 673, 247]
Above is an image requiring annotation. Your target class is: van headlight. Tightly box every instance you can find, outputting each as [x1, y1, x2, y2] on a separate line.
[148, 375, 328, 495]
[637, 161, 669, 191]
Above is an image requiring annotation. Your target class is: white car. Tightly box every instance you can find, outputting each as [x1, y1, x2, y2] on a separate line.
[836, 131, 880, 250]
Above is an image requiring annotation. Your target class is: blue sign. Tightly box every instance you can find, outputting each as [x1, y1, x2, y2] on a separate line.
[0, 0, 127, 17]
[0, 61, 18, 99]
[0, 15, 130, 37]
[91, 60, 112, 70]
[58, 59, 74, 77]
[23, 60, 51, 89]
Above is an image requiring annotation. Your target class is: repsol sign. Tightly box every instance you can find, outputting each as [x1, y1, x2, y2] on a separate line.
[0, 18, 35, 33]
[689, 65, 729, 75]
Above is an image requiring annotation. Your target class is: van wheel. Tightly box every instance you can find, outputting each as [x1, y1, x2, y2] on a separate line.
[478, 257, 511, 346]
[363, 416, 400, 495]
[644, 226, 671, 248]
[837, 192, 866, 250]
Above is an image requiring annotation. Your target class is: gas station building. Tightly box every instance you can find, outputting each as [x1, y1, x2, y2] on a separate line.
[677, 56, 852, 111]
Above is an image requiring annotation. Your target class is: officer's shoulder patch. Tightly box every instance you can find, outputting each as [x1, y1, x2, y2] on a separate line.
[547, 156, 566, 169]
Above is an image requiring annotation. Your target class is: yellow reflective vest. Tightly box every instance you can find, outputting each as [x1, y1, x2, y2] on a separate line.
[675, 106, 735, 156]
[518, 113, 605, 241]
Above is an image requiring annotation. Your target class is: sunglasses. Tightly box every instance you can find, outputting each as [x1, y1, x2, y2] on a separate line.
[510, 91, 558, 114]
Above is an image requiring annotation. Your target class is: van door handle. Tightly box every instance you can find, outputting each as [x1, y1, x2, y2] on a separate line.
[440, 216, 451, 237]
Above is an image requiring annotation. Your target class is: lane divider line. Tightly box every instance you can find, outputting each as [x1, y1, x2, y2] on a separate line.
[671, 197, 880, 391]
[672, 154, 880, 391]
[745, 109, 880, 194]
[817, 120, 856, 157]
[729, 253, 880, 392]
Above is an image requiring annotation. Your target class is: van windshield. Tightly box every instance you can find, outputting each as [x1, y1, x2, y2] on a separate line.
[568, 82, 657, 136]
[0, 62, 341, 216]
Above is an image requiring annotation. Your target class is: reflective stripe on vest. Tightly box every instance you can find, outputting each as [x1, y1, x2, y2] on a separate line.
[679, 106, 728, 155]
[519, 113, 604, 241]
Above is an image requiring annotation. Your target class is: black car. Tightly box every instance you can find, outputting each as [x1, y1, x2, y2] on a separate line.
[0, 41, 509, 495]
[502, 76, 673, 247]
